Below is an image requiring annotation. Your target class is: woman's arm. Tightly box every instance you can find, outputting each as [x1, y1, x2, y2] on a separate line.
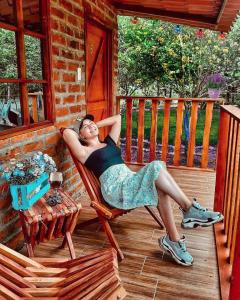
[63, 129, 87, 163]
[96, 114, 121, 144]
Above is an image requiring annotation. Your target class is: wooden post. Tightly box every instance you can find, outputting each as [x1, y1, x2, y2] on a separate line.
[214, 108, 230, 212]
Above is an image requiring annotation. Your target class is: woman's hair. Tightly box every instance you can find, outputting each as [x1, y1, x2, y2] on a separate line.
[78, 114, 95, 146]
[78, 114, 94, 131]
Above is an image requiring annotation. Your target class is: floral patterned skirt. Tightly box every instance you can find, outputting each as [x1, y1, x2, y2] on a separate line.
[99, 160, 166, 210]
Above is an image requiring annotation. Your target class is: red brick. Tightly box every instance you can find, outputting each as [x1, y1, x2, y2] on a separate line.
[44, 147, 57, 157]
[61, 161, 72, 171]
[52, 33, 66, 46]
[55, 97, 62, 104]
[45, 133, 61, 145]
[53, 71, 60, 81]
[6, 231, 24, 251]
[52, 45, 60, 56]
[63, 169, 72, 180]
[11, 132, 35, 144]
[22, 141, 44, 153]
[51, 7, 65, 19]
[64, 95, 75, 104]
[56, 119, 72, 129]
[59, 0, 73, 12]
[68, 63, 79, 71]
[53, 59, 67, 70]
[56, 106, 70, 117]
[68, 85, 80, 93]
[54, 84, 67, 93]
[68, 15, 78, 27]
[69, 105, 81, 114]
[62, 50, 74, 60]
[51, 19, 59, 30]
[0, 138, 10, 148]
[2, 209, 18, 225]
[60, 24, 74, 36]
[73, 7, 84, 17]
[69, 40, 79, 50]
[36, 126, 55, 136]
[63, 73, 75, 82]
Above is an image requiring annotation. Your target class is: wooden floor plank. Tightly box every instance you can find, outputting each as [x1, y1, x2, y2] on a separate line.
[23, 168, 220, 300]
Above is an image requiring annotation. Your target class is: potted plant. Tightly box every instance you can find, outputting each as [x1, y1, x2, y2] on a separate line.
[0, 151, 57, 210]
[205, 73, 226, 99]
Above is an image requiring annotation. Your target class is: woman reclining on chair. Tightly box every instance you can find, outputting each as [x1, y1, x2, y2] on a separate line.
[63, 113, 224, 267]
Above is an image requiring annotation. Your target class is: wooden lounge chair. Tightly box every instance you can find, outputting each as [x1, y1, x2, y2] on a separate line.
[0, 243, 127, 299]
[60, 128, 164, 261]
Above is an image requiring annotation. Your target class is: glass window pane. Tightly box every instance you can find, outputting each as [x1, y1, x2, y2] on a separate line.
[0, 83, 22, 132]
[23, 0, 41, 33]
[0, 28, 18, 78]
[27, 83, 46, 123]
[0, 0, 16, 26]
[25, 35, 43, 80]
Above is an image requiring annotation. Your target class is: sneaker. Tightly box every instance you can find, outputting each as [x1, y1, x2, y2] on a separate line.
[159, 234, 193, 266]
[181, 198, 224, 229]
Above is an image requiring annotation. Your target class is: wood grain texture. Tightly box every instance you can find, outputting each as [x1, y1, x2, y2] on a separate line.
[187, 101, 199, 167]
[149, 100, 158, 161]
[125, 98, 133, 162]
[161, 100, 171, 162]
[173, 100, 184, 166]
[137, 99, 145, 163]
[201, 101, 214, 168]
[30, 168, 220, 300]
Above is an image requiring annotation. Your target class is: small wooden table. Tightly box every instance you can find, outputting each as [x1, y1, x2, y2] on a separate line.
[18, 188, 81, 259]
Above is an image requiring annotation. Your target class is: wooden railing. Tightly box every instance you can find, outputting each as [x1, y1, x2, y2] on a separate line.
[214, 105, 240, 300]
[116, 96, 220, 169]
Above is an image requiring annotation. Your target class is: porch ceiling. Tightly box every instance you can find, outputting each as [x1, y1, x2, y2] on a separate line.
[111, 0, 240, 32]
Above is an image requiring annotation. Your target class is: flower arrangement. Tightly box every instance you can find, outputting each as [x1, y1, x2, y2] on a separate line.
[0, 151, 57, 185]
[205, 73, 226, 90]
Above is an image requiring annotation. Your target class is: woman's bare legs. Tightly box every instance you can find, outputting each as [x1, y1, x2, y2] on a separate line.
[154, 166, 193, 242]
[155, 167, 192, 211]
[157, 190, 181, 241]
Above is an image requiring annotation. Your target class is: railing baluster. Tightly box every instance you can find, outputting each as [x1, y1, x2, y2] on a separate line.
[125, 98, 133, 162]
[227, 121, 239, 249]
[137, 99, 145, 163]
[201, 101, 214, 168]
[230, 129, 240, 264]
[161, 100, 171, 162]
[187, 101, 198, 167]
[224, 117, 234, 232]
[173, 100, 184, 166]
[149, 99, 158, 162]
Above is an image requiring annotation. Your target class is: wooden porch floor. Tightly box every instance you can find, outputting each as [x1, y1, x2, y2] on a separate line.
[22, 168, 220, 300]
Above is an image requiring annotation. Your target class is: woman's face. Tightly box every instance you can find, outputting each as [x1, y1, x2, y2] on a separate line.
[79, 119, 99, 141]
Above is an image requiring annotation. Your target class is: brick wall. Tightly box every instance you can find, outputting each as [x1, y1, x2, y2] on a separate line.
[0, 0, 118, 249]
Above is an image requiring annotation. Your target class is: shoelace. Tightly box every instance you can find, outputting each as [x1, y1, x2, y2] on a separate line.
[193, 198, 208, 212]
[178, 241, 187, 252]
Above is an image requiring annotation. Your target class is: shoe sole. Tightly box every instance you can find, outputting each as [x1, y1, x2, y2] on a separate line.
[181, 214, 224, 229]
[158, 238, 193, 267]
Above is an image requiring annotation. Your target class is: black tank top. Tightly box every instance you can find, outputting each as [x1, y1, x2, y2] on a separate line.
[84, 135, 124, 178]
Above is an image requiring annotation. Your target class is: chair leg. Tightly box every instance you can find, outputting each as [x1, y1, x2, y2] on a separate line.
[145, 206, 165, 229]
[65, 231, 76, 259]
[98, 215, 124, 261]
[19, 211, 34, 257]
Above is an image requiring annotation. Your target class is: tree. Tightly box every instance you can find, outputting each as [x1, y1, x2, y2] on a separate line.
[118, 16, 240, 102]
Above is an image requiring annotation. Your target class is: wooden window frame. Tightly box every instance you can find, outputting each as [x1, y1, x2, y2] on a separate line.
[0, 0, 54, 140]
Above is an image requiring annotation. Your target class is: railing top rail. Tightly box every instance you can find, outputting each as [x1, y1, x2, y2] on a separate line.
[221, 105, 240, 121]
[116, 96, 222, 103]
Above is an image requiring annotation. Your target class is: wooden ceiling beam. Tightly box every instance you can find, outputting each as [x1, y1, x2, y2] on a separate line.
[114, 3, 217, 24]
